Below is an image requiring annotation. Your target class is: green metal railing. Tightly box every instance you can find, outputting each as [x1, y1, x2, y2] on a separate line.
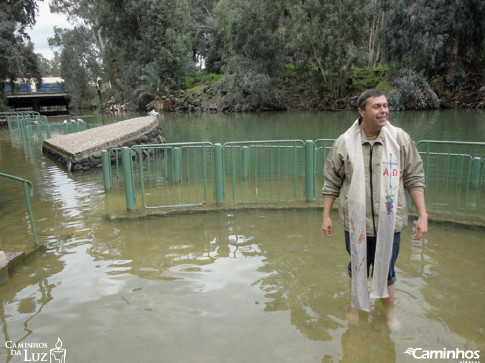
[135, 142, 213, 210]
[1, 111, 39, 120]
[314, 139, 337, 198]
[105, 140, 318, 211]
[0, 173, 38, 246]
[103, 142, 214, 211]
[6, 112, 44, 132]
[223, 140, 309, 203]
[103, 139, 484, 223]
[7, 113, 93, 143]
[417, 140, 484, 218]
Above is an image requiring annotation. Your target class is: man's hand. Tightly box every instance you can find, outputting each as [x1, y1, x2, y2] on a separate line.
[322, 197, 336, 237]
[413, 215, 428, 240]
[409, 190, 428, 240]
[322, 215, 334, 237]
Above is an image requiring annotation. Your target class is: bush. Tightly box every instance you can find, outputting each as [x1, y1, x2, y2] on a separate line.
[387, 69, 440, 110]
[216, 72, 284, 111]
[351, 65, 389, 91]
[185, 73, 222, 90]
[0, 102, 11, 112]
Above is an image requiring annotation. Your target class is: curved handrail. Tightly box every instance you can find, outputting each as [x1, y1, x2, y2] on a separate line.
[0, 173, 38, 246]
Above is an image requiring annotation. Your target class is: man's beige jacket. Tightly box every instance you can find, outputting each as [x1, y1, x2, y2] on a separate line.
[322, 124, 425, 236]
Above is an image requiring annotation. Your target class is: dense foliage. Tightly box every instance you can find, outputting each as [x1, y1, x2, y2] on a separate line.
[0, 0, 42, 102]
[1, 0, 484, 111]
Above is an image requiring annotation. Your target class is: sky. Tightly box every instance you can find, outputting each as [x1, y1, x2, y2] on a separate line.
[27, 0, 72, 59]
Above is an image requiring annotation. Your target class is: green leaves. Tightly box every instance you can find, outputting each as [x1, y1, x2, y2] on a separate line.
[33, 0, 484, 111]
[380, 0, 485, 92]
[0, 0, 41, 100]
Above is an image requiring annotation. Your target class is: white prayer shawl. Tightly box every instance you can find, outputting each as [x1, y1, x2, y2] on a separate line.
[344, 119, 400, 312]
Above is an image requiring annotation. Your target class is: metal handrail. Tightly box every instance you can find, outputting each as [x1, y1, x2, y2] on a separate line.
[0, 173, 38, 246]
[103, 139, 484, 221]
[132, 142, 214, 210]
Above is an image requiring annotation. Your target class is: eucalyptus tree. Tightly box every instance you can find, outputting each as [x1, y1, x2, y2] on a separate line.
[188, 0, 221, 73]
[365, 0, 386, 67]
[97, 0, 194, 110]
[50, 0, 107, 55]
[380, 0, 485, 94]
[285, 0, 366, 98]
[215, 0, 285, 110]
[0, 0, 42, 101]
[50, 0, 194, 110]
[49, 26, 97, 109]
[50, 0, 110, 98]
[37, 53, 61, 77]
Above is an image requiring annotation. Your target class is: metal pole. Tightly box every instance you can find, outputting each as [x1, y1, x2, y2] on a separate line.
[173, 147, 181, 183]
[242, 146, 249, 178]
[305, 140, 315, 201]
[214, 143, 224, 205]
[121, 147, 136, 212]
[22, 181, 38, 247]
[102, 150, 112, 191]
[470, 157, 482, 188]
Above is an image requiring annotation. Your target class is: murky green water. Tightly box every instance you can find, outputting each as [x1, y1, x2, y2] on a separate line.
[1, 110, 484, 362]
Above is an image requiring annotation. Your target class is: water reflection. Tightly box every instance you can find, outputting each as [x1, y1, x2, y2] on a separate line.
[1, 208, 484, 362]
[0, 249, 62, 361]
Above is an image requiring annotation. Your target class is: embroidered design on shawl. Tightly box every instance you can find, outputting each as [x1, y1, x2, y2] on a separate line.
[382, 152, 399, 215]
[344, 119, 400, 312]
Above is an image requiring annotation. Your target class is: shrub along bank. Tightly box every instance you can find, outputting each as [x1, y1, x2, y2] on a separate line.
[153, 66, 483, 113]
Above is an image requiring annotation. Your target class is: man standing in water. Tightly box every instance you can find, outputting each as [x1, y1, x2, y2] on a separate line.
[321, 89, 428, 330]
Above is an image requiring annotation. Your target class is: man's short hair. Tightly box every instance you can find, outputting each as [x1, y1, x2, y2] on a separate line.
[357, 89, 385, 110]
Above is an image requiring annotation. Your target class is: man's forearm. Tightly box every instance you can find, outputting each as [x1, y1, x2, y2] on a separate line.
[323, 196, 335, 217]
[409, 190, 427, 217]
[409, 190, 428, 239]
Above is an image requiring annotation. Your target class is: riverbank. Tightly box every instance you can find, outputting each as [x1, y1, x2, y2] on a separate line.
[85, 67, 485, 114]
[142, 74, 485, 113]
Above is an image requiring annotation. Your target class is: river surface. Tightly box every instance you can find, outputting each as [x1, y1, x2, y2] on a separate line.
[0, 110, 484, 362]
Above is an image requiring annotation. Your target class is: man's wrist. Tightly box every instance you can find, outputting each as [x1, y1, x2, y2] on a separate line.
[417, 211, 428, 218]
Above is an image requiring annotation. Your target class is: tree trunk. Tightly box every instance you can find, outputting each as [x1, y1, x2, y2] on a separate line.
[368, 12, 383, 67]
[446, 33, 461, 95]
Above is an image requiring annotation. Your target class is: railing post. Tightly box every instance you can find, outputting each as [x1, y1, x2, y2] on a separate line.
[214, 143, 224, 205]
[121, 147, 136, 212]
[305, 140, 315, 201]
[173, 147, 181, 183]
[241, 146, 249, 178]
[22, 181, 38, 247]
[470, 157, 482, 188]
[0, 173, 38, 247]
[102, 150, 112, 191]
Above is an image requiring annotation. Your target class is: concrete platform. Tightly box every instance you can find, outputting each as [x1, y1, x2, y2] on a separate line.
[0, 249, 40, 285]
[42, 116, 165, 171]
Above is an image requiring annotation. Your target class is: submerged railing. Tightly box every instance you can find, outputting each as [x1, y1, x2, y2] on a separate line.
[0, 173, 38, 246]
[416, 140, 484, 218]
[103, 139, 485, 217]
[103, 139, 484, 222]
[103, 140, 317, 212]
[6, 112, 94, 142]
[223, 140, 309, 203]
